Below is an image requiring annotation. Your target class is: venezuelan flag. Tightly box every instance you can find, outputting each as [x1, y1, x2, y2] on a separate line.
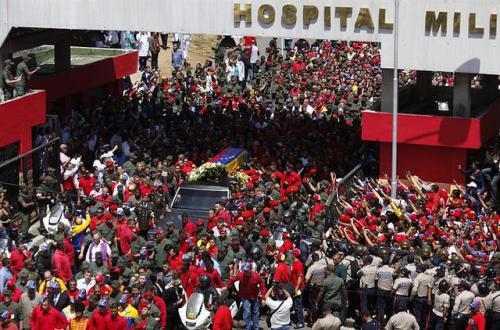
[71, 214, 91, 253]
[210, 148, 248, 174]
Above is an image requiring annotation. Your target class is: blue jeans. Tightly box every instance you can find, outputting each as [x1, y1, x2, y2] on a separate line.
[413, 297, 429, 328]
[272, 326, 290, 330]
[242, 298, 260, 330]
[293, 289, 304, 325]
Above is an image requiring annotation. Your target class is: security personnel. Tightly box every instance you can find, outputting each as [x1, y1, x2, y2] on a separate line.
[452, 280, 475, 330]
[411, 264, 432, 327]
[392, 268, 412, 313]
[2, 59, 20, 101]
[430, 279, 450, 330]
[385, 303, 419, 330]
[18, 186, 35, 242]
[15, 54, 40, 96]
[376, 258, 395, 326]
[483, 287, 500, 330]
[305, 252, 326, 323]
[357, 255, 377, 313]
[316, 264, 348, 321]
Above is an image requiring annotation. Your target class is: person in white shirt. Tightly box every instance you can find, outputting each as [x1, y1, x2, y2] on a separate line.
[265, 283, 293, 329]
[136, 32, 150, 71]
[76, 269, 96, 293]
[248, 40, 259, 81]
[82, 232, 112, 263]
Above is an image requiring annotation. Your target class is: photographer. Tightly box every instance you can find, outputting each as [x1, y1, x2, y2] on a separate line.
[265, 282, 293, 330]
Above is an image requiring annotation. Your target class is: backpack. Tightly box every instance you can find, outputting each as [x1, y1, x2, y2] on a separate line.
[345, 257, 360, 288]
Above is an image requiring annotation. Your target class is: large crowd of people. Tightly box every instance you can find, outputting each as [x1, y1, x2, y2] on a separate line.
[0, 33, 498, 330]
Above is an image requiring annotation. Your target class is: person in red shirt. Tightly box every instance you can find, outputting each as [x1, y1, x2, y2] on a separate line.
[467, 301, 485, 330]
[63, 232, 75, 269]
[9, 245, 30, 278]
[30, 298, 69, 330]
[212, 296, 232, 330]
[89, 299, 110, 330]
[291, 249, 305, 328]
[273, 254, 291, 285]
[104, 303, 127, 330]
[90, 208, 112, 232]
[201, 259, 224, 288]
[79, 170, 96, 196]
[52, 241, 72, 282]
[182, 214, 197, 235]
[0, 311, 17, 330]
[1, 281, 22, 303]
[225, 262, 266, 330]
[116, 219, 135, 255]
[291, 55, 306, 74]
[179, 261, 199, 298]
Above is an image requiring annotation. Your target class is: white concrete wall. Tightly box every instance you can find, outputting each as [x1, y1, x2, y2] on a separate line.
[2, 0, 500, 74]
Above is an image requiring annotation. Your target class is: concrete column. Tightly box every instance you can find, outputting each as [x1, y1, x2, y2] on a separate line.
[415, 70, 432, 101]
[482, 74, 499, 104]
[381, 68, 394, 113]
[453, 73, 472, 117]
[54, 40, 71, 73]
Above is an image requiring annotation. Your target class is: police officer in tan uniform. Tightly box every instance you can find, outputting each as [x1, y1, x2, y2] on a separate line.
[357, 255, 377, 313]
[385, 303, 420, 330]
[451, 281, 475, 330]
[429, 279, 450, 330]
[392, 268, 412, 313]
[411, 264, 432, 327]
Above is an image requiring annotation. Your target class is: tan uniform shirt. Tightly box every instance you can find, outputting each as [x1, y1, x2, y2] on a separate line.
[376, 265, 395, 291]
[306, 260, 327, 286]
[385, 312, 420, 330]
[452, 290, 475, 314]
[432, 292, 450, 317]
[358, 265, 378, 289]
[311, 314, 341, 330]
[411, 273, 432, 299]
[393, 277, 412, 296]
[483, 291, 500, 313]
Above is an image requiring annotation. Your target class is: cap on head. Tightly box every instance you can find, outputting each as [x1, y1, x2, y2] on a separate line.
[242, 262, 252, 272]
[49, 279, 60, 289]
[27, 280, 36, 290]
[98, 299, 108, 307]
[0, 311, 11, 321]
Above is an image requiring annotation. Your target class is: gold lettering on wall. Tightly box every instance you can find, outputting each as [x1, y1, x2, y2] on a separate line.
[303, 6, 319, 26]
[324, 7, 331, 27]
[335, 7, 352, 28]
[378, 9, 393, 29]
[453, 12, 461, 34]
[355, 8, 375, 29]
[233, 4, 252, 23]
[282, 5, 297, 25]
[425, 11, 447, 34]
[490, 14, 497, 35]
[258, 4, 276, 24]
[469, 13, 484, 34]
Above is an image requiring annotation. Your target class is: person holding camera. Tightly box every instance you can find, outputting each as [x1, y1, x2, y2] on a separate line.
[265, 282, 293, 330]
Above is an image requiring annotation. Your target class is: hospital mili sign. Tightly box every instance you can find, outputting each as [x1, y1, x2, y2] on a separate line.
[2, 0, 500, 74]
[234, 3, 498, 37]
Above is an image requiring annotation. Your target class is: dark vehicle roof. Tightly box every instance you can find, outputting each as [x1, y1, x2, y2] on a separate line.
[179, 182, 230, 191]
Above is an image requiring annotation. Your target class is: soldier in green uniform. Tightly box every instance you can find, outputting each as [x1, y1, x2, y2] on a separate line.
[153, 229, 171, 270]
[90, 252, 109, 276]
[35, 176, 52, 225]
[45, 167, 60, 192]
[17, 186, 35, 242]
[122, 153, 137, 176]
[97, 217, 116, 246]
[15, 55, 40, 97]
[215, 246, 233, 282]
[2, 59, 20, 101]
[164, 222, 179, 246]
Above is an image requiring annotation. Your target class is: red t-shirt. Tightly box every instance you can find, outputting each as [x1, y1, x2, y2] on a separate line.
[213, 305, 233, 330]
[79, 177, 96, 196]
[104, 314, 127, 330]
[273, 262, 291, 284]
[291, 260, 305, 289]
